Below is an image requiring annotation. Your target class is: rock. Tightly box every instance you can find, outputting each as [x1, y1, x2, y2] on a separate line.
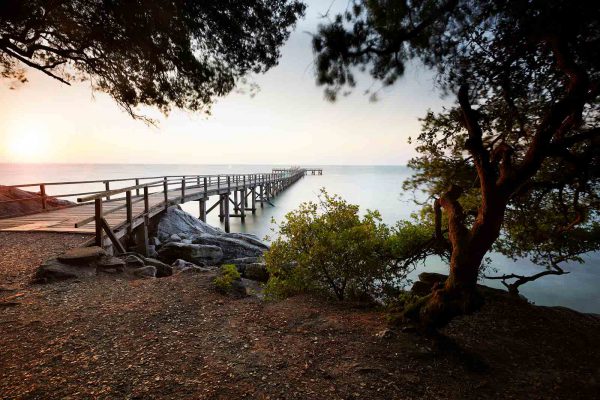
[156, 206, 224, 241]
[96, 256, 126, 273]
[34, 258, 96, 283]
[158, 242, 223, 265]
[149, 237, 161, 246]
[375, 328, 396, 339]
[228, 257, 260, 265]
[123, 254, 146, 268]
[242, 263, 269, 282]
[191, 235, 266, 261]
[410, 280, 435, 296]
[147, 245, 158, 258]
[168, 234, 182, 243]
[156, 206, 269, 260]
[418, 272, 448, 285]
[172, 259, 201, 271]
[57, 246, 106, 265]
[132, 266, 157, 278]
[410, 273, 447, 296]
[181, 239, 193, 244]
[183, 265, 214, 273]
[143, 258, 173, 278]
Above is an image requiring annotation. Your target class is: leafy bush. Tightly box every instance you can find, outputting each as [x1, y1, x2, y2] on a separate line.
[264, 189, 417, 301]
[214, 264, 241, 293]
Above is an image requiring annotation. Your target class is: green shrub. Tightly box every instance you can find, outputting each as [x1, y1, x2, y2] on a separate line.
[214, 264, 241, 293]
[264, 189, 412, 301]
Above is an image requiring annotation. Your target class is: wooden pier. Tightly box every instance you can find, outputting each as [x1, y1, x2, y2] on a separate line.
[0, 168, 319, 254]
[273, 168, 322, 175]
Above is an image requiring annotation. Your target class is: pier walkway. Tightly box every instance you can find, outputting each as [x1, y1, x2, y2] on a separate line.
[0, 168, 318, 253]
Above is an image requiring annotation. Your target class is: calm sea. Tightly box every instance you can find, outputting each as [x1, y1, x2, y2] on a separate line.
[1, 163, 598, 313]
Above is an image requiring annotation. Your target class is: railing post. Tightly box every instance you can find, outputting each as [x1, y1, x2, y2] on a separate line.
[217, 175, 220, 191]
[104, 181, 111, 200]
[143, 186, 150, 220]
[135, 179, 140, 196]
[126, 190, 133, 236]
[95, 198, 103, 248]
[40, 184, 47, 210]
[163, 177, 168, 209]
[203, 177, 208, 196]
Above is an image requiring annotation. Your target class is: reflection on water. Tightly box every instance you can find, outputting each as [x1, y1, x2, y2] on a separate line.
[1, 163, 598, 313]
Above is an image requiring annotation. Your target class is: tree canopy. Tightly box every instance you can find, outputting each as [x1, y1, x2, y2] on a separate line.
[0, 0, 305, 119]
[312, 0, 599, 327]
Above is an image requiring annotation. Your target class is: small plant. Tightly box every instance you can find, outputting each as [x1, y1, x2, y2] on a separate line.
[214, 264, 241, 293]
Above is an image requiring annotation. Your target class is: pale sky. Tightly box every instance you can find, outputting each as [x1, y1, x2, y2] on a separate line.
[0, 0, 449, 165]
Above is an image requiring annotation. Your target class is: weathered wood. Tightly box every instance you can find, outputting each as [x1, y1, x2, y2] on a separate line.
[100, 217, 126, 254]
[126, 190, 133, 235]
[95, 198, 103, 247]
[40, 184, 47, 210]
[199, 199, 207, 222]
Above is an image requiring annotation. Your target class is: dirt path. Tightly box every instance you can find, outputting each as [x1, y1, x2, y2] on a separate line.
[0, 232, 599, 399]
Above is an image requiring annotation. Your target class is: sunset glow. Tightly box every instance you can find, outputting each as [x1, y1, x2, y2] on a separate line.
[5, 121, 51, 162]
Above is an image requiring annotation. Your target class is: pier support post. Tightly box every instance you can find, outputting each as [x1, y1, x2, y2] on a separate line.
[199, 198, 207, 222]
[240, 190, 246, 223]
[219, 195, 224, 222]
[234, 190, 239, 214]
[223, 193, 230, 233]
[251, 187, 256, 214]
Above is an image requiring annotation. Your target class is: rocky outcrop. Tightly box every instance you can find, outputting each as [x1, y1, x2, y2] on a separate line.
[154, 206, 269, 264]
[35, 247, 163, 282]
[0, 185, 73, 218]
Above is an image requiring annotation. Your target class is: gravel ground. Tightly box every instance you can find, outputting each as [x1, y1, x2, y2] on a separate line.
[0, 232, 91, 290]
[0, 232, 598, 399]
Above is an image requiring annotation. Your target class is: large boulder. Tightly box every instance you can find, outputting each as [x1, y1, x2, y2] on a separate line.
[156, 206, 224, 241]
[157, 242, 223, 265]
[155, 206, 269, 261]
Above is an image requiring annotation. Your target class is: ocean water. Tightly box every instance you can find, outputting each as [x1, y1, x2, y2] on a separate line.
[1, 163, 598, 313]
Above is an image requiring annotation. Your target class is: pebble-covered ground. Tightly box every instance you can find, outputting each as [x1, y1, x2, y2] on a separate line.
[0, 232, 599, 399]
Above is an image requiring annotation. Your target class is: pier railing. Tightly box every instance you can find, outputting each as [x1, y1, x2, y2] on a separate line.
[1, 170, 304, 211]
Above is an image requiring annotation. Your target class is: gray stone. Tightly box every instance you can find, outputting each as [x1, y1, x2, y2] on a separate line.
[149, 237, 161, 246]
[191, 235, 266, 261]
[57, 246, 106, 265]
[158, 242, 223, 265]
[228, 257, 260, 265]
[171, 259, 212, 273]
[181, 239, 193, 244]
[123, 254, 146, 268]
[156, 206, 224, 241]
[143, 258, 173, 278]
[132, 266, 157, 278]
[34, 258, 96, 283]
[96, 256, 126, 272]
[242, 263, 269, 282]
[169, 233, 182, 243]
[147, 245, 158, 258]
